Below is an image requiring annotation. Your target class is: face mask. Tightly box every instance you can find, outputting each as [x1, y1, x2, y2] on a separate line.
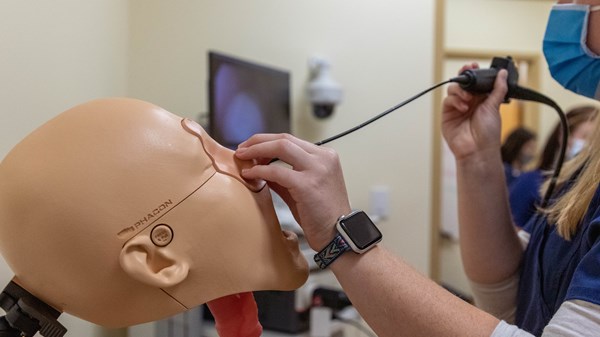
[543, 4, 600, 100]
[519, 153, 534, 166]
[568, 138, 587, 159]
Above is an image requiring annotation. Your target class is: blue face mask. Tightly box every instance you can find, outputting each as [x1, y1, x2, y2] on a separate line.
[543, 4, 600, 100]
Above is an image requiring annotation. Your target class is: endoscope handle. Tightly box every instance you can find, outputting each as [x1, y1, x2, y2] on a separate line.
[455, 56, 519, 102]
[459, 68, 500, 94]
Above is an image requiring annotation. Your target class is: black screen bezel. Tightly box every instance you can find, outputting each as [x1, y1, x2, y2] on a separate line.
[339, 211, 382, 250]
[208, 51, 291, 149]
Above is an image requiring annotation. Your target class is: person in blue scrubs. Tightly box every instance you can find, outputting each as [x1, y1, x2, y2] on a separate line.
[509, 106, 598, 227]
[501, 127, 537, 188]
[235, 1, 600, 336]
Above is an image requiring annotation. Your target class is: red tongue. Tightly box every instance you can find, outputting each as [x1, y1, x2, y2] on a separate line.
[207, 292, 263, 337]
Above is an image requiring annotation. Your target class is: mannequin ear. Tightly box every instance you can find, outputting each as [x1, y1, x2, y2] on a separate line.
[119, 235, 189, 288]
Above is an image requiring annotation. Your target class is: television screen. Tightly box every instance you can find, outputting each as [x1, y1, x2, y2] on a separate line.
[208, 51, 291, 149]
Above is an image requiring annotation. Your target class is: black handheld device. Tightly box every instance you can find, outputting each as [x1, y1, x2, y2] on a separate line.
[454, 56, 519, 101]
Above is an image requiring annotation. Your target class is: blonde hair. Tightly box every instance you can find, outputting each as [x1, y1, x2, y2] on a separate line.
[544, 111, 600, 240]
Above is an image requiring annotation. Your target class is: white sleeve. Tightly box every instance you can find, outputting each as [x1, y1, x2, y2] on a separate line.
[542, 300, 600, 336]
[469, 229, 530, 323]
[470, 273, 519, 323]
[490, 321, 534, 337]
[489, 300, 600, 337]
[516, 229, 530, 251]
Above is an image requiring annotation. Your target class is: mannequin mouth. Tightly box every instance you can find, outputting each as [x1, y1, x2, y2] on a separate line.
[281, 229, 302, 254]
[281, 229, 298, 241]
[206, 292, 262, 337]
[206, 231, 305, 336]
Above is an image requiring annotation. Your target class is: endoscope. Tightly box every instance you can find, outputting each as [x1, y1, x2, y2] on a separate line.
[306, 56, 568, 208]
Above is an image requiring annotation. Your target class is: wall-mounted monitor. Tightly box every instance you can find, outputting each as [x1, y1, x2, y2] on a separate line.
[208, 51, 291, 149]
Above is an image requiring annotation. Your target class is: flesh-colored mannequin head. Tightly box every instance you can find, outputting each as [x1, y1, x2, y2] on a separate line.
[0, 98, 308, 327]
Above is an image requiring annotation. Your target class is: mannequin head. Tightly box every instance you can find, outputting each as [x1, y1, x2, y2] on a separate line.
[0, 98, 308, 327]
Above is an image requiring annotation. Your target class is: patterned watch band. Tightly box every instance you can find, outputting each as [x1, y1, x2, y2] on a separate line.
[313, 234, 351, 269]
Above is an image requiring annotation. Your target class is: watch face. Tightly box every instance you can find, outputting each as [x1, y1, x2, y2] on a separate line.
[339, 211, 382, 250]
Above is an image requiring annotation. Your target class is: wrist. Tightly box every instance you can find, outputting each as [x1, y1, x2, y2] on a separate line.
[455, 147, 502, 170]
[455, 148, 505, 185]
[306, 206, 351, 251]
[313, 210, 383, 269]
[308, 226, 339, 252]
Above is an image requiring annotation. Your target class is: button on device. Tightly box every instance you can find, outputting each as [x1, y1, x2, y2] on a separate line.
[151, 224, 174, 247]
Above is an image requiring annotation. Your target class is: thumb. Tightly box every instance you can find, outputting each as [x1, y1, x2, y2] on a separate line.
[485, 69, 508, 107]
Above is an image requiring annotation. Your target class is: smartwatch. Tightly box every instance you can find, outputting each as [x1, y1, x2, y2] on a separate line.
[314, 210, 382, 269]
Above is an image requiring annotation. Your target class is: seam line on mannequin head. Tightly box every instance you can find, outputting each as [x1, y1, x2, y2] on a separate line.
[159, 288, 189, 310]
[117, 170, 217, 244]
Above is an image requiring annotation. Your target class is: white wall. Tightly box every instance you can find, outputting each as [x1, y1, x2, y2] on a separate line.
[128, 0, 437, 274]
[0, 1, 129, 335]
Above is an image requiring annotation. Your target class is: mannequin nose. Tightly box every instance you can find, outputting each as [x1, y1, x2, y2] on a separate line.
[181, 118, 266, 192]
[223, 151, 266, 192]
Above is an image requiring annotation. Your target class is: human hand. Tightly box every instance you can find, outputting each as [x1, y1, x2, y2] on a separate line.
[235, 134, 352, 251]
[442, 64, 508, 161]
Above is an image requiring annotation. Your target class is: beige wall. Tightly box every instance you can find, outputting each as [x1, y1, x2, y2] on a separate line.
[128, 0, 437, 274]
[0, 1, 129, 336]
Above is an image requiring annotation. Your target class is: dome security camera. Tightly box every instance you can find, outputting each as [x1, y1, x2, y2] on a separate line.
[308, 57, 342, 119]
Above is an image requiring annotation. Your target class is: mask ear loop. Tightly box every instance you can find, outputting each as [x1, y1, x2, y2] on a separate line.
[591, 5, 600, 12]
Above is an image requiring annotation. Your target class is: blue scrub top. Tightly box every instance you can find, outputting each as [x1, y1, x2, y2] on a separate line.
[504, 162, 520, 187]
[509, 170, 544, 228]
[515, 182, 600, 335]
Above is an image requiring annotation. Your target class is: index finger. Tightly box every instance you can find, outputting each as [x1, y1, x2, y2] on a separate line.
[238, 133, 318, 154]
[236, 137, 313, 171]
[458, 62, 479, 75]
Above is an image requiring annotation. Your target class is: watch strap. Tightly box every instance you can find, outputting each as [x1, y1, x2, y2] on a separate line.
[313, 234, 351, 269]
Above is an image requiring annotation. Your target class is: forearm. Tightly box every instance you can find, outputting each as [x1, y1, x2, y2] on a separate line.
[330, 246, 499, 337]
[455, 149, 522, 283]
[468, 230, 530, 323]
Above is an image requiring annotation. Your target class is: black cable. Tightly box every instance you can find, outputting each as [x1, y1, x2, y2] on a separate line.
[268, 79, 452, 164]
[510, 86, 568, 207]
[314, 80, 453, 146]
[334, 316, 378, 337]
[268, 70, 567, 209]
